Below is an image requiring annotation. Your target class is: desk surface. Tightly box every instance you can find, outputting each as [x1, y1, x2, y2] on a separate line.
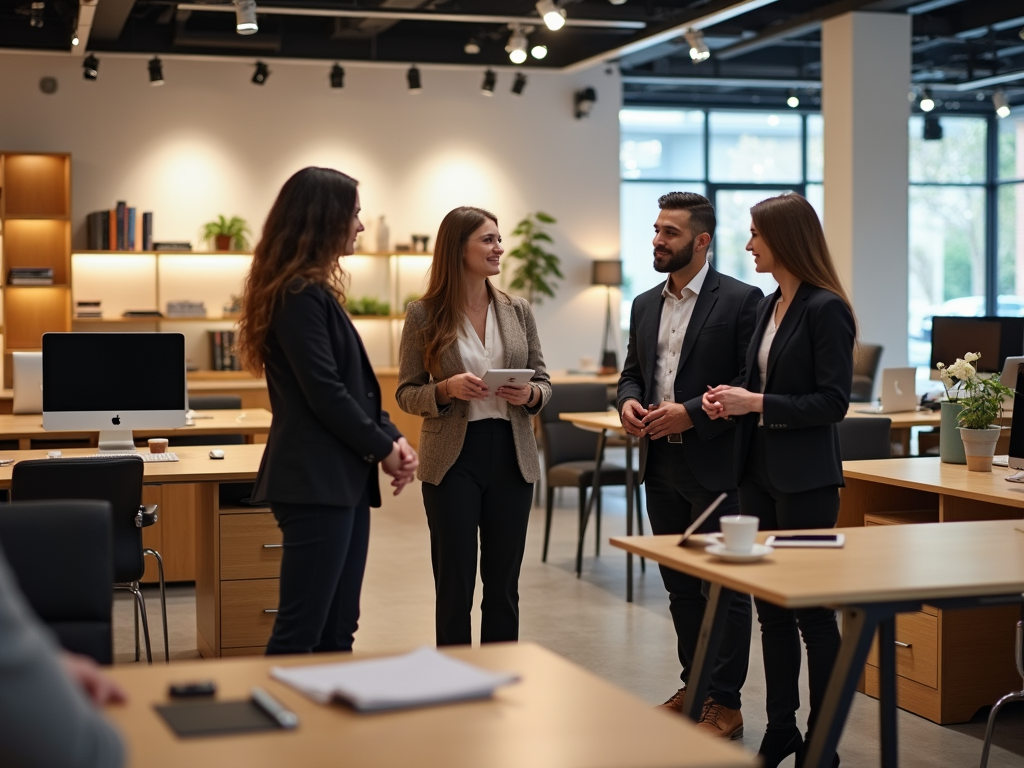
[0, 409, 272, 441]
[559, 410, 624, 434]
[103, 643, 755, 768]
[0, 443, 265, 488]
[844, 404, 941, 428]
[612, 519, 1024, 609]
[843, 456, 1024, 509]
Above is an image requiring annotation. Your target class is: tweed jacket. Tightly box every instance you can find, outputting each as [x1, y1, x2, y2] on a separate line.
[397, 288, 551, 486]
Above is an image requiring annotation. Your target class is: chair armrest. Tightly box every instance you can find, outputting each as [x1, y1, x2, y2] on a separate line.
[135, 504, 159, 528]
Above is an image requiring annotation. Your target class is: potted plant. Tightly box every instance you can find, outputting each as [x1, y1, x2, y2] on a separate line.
[201, 215, 251, 251]
[937, 353, 1013, 471]
[505, 211, 563, 305]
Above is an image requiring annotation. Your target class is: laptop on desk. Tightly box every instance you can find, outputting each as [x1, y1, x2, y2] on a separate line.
[856, 367, 919, 414]
[12, 351, 43, 414]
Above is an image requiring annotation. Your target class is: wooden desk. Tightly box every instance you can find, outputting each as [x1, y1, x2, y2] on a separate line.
[611, 520, 1024, 768]
[839, 458, 1024, 723]
[103, 642, 756, 768]
[558, 411, 644, 602]
[0, 444, 266, 654]
[0, 409, 272, 450]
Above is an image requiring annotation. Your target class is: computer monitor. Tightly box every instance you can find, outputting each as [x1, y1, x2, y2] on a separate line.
[1008, 363, 1024, 471]
[930, 316, 1024, 374]
[42, 332, 187, 452]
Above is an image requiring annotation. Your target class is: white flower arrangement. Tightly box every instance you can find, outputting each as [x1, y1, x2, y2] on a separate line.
[936, 352, 1013, 430]
[936, 352, 980, 400]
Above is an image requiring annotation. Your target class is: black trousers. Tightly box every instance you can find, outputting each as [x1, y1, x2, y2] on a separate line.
[644, 439, 752, 710]
[740, 427, 842, 734]
[421, 419, 533, 646]
[265, 494, 370, 655]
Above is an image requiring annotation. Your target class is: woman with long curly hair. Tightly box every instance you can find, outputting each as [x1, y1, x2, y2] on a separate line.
[703, 192, 855, 767]
[237, 166, 417, 655]
[397, 206, 550, 646]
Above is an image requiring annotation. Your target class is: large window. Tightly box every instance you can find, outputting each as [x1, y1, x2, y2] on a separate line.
[997, 115, 1024, 340]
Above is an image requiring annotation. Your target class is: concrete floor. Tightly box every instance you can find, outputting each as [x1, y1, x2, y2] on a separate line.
[115, 468, 1024, 768]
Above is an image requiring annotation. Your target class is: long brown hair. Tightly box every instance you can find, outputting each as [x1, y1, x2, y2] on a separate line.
[236, 167, 358, 375]
[751, 193, 856, 325]
[419, 206, 507, 375]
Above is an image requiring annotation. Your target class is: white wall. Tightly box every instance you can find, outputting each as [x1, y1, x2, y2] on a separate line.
[0, 52, 622, 370]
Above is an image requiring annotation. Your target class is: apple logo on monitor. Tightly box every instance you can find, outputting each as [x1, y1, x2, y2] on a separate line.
[112, 415, 121, 425]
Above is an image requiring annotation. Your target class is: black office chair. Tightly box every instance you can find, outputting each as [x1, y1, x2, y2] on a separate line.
[979, 611, 1024, 768]
[175, 394, 256, 507]
[0, 500, 114, 664]
[837, 417, 892, 461]
[11, 456, 167, 663]
[539, 383, 643, 572]
[851, 343, 884, 403]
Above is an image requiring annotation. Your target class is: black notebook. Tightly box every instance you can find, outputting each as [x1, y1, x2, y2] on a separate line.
[156, 700, 282, 738]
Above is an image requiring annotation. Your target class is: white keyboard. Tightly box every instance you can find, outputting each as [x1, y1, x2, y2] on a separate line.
[46, 451, 179, 463]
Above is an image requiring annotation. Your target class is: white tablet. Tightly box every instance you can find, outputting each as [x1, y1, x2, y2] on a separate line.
[765, 534, 845, 548]
[481, 369, 535, 389]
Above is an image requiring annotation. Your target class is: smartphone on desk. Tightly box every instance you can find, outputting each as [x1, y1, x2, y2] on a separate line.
[765, 534, 845, 548]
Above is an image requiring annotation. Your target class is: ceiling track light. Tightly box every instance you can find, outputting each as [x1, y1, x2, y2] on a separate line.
[531, 44, 547, 60]
[786, 89, 799, 108]
[994, 89, 1011, 119]
[512, 72, 527, 96]
[330, 63, 344, 88]
[82, 53, 98, 80]
[464, 38, 480, 55]
[407, 65, 422, 93]
[481, 69, 496, 96]
[234, 0, 258, 35]
[506, 24, 530, 65]
[252, 60, 269, 85]
[574, 86, 596, 119]
[919, 88, 935, 112]
[535, 0, 565, 32]
[148, 56, 164, 86]
[923, 114, 943, 141]
[683, 28, 710, 63]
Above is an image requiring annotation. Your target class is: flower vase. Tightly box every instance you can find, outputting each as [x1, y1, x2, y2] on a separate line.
[958, 426, 1001, 472]
[939, 401, 966, 464]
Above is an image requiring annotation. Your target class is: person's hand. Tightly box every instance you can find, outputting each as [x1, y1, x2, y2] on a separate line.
[704, 385, 760, 418]
[642, 401, 693, 439]
[620, 400, 647, 437]
[381, 442, 416, 495]
[60, 652, 127, 707]
[447, 373, 489, 401]
[496, 384, 532, 406]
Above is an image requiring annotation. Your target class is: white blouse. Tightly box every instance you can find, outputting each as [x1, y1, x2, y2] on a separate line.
[457, 303, 509, 422]
[756, 299, 780, 426]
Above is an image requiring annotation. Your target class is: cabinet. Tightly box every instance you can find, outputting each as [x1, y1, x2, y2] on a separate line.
[0, 153, 73, 387]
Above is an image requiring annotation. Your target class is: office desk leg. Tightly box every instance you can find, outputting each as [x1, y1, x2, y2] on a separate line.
[878, 616, 898, 768]
[683, 583, 736, 721]
[624, 435, 634, 603]
[576, 429, 607, 577]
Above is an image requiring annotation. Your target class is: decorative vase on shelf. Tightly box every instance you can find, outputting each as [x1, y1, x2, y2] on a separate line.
[939, 401, 966, 464]
[375, 215, 390, 253]
[958, 425, 1001, 472]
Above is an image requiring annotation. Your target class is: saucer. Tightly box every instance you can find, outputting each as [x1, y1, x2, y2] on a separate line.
[705, 542, 773, 563]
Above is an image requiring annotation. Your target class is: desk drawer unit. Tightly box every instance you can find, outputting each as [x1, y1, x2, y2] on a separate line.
[220, 578, 280, 648]
[866, 611, 938, 688]
[220, 513, 283, 580]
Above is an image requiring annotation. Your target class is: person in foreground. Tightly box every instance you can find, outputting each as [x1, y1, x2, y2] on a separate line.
[0, 544, 126, 768]
[397, 206, 551, 646]
[703, 192, 854, 768]
[617, 192, 761, 738]
[237, 167, 417, 655]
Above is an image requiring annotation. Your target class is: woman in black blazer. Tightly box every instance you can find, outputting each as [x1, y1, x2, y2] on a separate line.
[703, 193, 854, 768]
[236, 167, 418, 655]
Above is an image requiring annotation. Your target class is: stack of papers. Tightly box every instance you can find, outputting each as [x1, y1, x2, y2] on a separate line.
[270, 646, 519, 712]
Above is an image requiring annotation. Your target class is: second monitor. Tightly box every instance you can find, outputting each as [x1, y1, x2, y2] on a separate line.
[42, 332, 187, 452]
[930, 315, 1024, 374]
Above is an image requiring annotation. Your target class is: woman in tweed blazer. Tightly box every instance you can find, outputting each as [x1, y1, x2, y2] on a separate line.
[398, 206, 551, 646]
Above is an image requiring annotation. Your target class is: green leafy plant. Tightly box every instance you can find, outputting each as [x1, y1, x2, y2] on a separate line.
[506, 211, 563, 305]
[937, 353, 1014, 429]
[200, 215, 251, 251]
[346, 296, 391, 316]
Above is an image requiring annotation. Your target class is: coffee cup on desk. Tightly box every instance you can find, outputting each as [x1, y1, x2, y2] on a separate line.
[148, 438, 169, 454]
[719, 515, 759, 553]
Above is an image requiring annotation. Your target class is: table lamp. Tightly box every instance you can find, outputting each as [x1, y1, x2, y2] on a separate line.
[592, 260, 622, 373]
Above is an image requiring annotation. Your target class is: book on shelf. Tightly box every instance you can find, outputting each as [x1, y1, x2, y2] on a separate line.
[152, 241, 192, 251]
[142, 212, 153, 251]
[165, 300, 207, 318]
[127, 207, 137, 251]
[115, 201, 126, 251]
[8, 267, 54, 286]
[75, 300, 102, 319]
[208, 329, 240, 371]
[87, 211, 109, 250]
[122, 309, 163, 318]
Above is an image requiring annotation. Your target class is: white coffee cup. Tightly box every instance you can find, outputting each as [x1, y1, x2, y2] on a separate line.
[719, 515, 759, 553]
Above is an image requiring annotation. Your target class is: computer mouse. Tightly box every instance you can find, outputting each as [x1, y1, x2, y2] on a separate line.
[209, 449, 225, 460]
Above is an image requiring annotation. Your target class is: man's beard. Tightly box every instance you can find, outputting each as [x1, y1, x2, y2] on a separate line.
[653, 237, 695, 273]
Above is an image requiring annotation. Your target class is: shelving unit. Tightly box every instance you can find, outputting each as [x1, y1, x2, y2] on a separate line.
[0, 153, 73, 387]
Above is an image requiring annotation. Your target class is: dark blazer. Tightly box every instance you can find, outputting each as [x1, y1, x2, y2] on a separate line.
[734, 282, 855, 494]
[252, 282, 401, 508]
[617, 264, 762, 489]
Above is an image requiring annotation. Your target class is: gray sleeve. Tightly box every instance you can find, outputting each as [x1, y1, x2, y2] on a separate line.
[0, 550, 125, 768]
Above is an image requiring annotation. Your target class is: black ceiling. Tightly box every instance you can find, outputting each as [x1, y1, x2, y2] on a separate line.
[2, 0, 1023, 111]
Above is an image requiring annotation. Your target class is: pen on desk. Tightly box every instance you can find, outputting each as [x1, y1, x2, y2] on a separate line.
[251, 687, 299, 729]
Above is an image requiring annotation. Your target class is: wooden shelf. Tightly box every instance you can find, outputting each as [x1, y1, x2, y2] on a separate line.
[72, 316, 240, 323]
[1, 154, 70, 217]
[347, 313, 406, 321]
[351, 251, 433, 258]
[71, 250, 253, 257]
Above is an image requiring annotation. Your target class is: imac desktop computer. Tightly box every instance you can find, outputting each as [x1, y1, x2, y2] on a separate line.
[42, 332, 187, 452]
[1007, 362, 1024, 480]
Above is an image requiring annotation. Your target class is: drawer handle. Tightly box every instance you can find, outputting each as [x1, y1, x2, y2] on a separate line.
[895, 641, 912, 648]
[262, 543, 283, 549]
[263, 609, 279, 614]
